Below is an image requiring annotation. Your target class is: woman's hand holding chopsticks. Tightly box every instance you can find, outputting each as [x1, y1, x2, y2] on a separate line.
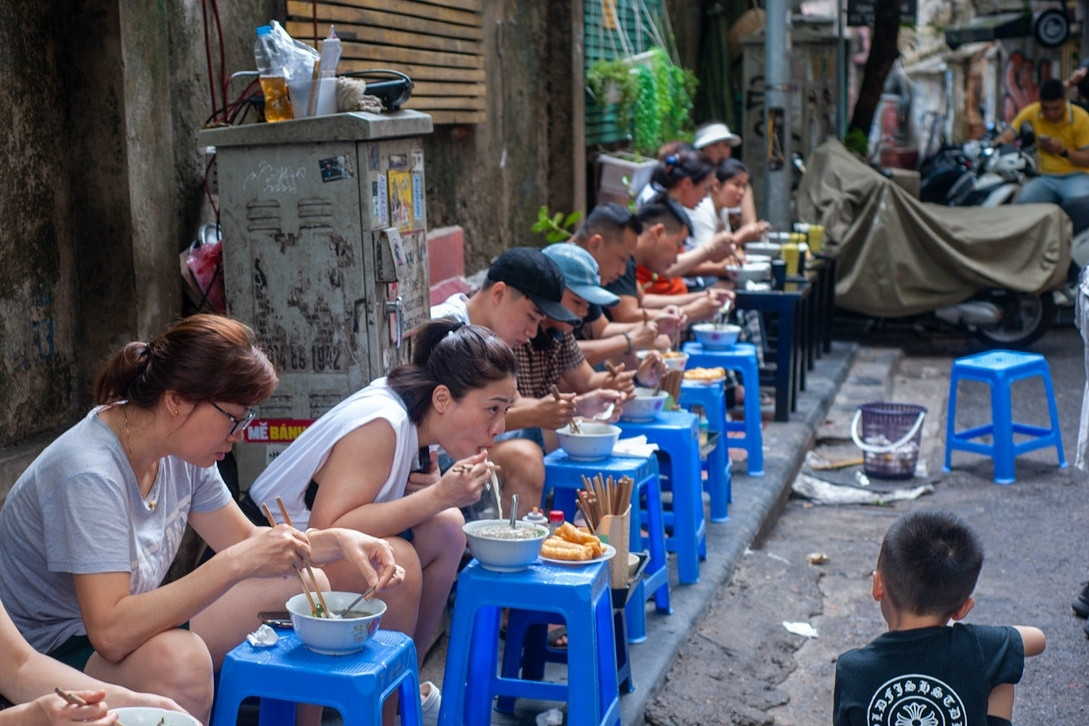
[53, 688, 124, 725]
[259, 502, 324, 615]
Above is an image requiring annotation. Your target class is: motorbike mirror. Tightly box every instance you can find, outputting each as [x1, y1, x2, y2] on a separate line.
[1018, 123, 1035, 147]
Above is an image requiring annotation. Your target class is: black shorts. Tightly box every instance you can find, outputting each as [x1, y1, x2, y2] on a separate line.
[49, 622, 191, 671]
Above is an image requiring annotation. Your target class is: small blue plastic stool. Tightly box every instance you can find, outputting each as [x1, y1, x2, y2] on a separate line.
[617, 411, 706, 584]
[681, 341, 765, 475]
[211, 629, 422, 726]
[438, 560, 620, 726]
[678, 379, 732, 520]
[543, 449, 671, 642]
[944, 349, 1067, 484]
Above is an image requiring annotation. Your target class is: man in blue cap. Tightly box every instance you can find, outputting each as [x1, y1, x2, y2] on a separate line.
[515, 244, 666, 408]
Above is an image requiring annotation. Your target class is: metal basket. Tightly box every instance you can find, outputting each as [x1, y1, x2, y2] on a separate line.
[850, 402, 927, 480]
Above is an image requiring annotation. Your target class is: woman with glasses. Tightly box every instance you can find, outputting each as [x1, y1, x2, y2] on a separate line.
[0, 314, 405, 725]
[247, 318, 519, 724]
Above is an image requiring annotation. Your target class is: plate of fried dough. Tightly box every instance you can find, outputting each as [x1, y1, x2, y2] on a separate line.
[540, 521, 616, 565]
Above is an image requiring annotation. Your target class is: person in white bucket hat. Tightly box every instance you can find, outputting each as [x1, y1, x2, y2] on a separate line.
[694, 121, 741, 157]
[691, 119, 758, 242]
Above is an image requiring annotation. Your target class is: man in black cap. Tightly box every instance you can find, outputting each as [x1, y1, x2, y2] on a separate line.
[432, 246, 579, 346]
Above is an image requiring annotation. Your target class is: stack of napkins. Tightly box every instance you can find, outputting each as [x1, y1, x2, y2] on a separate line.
[613, 436, 659, 458]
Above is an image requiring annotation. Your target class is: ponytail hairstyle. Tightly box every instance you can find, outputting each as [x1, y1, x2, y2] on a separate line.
[649, 148, 714, 192]
[714, 158, 749, 184]
[93, 314, 279, 409]
[387, 319, 517, 424]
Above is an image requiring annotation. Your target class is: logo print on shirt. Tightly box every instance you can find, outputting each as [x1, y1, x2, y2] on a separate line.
[866, 674, 966, 726]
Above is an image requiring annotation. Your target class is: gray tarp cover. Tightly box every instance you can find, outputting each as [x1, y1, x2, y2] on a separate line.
[796, 141, 1071, 317]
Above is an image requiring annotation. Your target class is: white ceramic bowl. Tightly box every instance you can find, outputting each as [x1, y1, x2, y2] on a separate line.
[463, 519, 549, 572]
[744, 241, 781, 258]
[112, 709, 201, 726]
[692, 323, 742, 349]
[619, 388, 669, 421]
[555, 422, 621, 461]
[745, 253, 772, 265]
[725, 261, 771, 283]
[286, 591, 386, 655]
[638, 349, 689, 371]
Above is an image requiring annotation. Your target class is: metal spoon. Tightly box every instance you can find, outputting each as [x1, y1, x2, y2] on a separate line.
[510, 494, 519, 529]
[333, 585, 376, 618]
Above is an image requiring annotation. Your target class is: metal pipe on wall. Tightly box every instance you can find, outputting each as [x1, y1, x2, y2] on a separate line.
[764, 0, 792, 230]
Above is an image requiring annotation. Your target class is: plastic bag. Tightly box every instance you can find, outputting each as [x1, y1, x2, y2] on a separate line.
[265, 20, 319, 84]
[182, 224, 225, 313]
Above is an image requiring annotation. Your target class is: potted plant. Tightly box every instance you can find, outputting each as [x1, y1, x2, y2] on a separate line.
[587, 58, 640, 129]
[588, 48, 698, 158]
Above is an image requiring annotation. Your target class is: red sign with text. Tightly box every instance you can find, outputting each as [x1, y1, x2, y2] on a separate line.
[244, 419, 313, 443]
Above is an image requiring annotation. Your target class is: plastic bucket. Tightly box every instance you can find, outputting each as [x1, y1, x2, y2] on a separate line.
[850, 402, 927, 480]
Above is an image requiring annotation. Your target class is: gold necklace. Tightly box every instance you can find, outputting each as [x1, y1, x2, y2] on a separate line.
[122, 405, 160, 510]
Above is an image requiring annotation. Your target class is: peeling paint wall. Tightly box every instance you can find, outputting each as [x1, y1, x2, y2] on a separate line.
[0, 0, 278, 459]
[0, 0, 575, 476]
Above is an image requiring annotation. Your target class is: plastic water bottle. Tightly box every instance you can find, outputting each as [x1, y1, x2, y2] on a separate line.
[254, 25, 293, 122]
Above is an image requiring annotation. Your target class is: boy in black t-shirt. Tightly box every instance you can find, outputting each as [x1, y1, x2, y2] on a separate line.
[833, 510, 1045, 726]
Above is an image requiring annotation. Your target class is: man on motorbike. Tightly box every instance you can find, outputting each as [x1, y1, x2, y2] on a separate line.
[995, 78, 1089, 205]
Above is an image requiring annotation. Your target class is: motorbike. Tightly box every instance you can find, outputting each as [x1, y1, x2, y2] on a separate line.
[797, 140, 1070, 348]
[919, 127, 1037, 207]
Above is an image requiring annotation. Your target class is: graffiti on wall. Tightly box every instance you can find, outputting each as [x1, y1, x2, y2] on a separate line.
[1002, 51, 1055, 124]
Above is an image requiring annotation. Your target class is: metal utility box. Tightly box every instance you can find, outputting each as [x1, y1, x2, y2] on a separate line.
[199, 111, 434, 488]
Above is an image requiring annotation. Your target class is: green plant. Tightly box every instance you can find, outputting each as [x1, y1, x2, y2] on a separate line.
[587, 58, 640, 129]
[532, 206, 583, 243]
[590, 48, 698, 157]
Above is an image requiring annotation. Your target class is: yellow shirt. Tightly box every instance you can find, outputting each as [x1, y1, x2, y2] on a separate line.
[1012, 101, 1089, 174]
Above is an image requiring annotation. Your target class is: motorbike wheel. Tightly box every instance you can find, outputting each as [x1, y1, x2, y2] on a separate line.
[973, 290, 1054, 347]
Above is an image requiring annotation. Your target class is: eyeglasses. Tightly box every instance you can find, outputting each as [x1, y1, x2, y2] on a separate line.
[208, 401, 257, 436]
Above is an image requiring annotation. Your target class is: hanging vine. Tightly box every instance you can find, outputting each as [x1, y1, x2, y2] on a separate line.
[628, 48, 697, 156]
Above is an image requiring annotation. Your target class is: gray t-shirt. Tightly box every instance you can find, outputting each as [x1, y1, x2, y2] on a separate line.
[0, 407, 232, 653]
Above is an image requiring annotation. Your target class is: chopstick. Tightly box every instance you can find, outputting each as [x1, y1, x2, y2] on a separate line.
[260, 501, 322, 618]
[576, 474, 633, 530]
[551, 385, 580, 433]
[604, 361, 620, 377]
[54, 688, 127, 726]
[449, 461, 501, 474]
[274, 497, 331, 617]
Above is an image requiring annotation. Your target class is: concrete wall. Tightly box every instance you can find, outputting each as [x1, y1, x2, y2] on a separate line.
[0, 0, 579, 492]
[423, 1, 584, 273]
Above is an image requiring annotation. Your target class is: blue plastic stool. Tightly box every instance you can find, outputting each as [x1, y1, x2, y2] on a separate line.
[681, 341, 765, 476]
[944, 349, 1067, 484]
[543, 450, 671, 642]
[438, 560, 620, 726]
[616, 411, 706, 584]
[211, 629, 422, 726]
[678, 379, 732, 521]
